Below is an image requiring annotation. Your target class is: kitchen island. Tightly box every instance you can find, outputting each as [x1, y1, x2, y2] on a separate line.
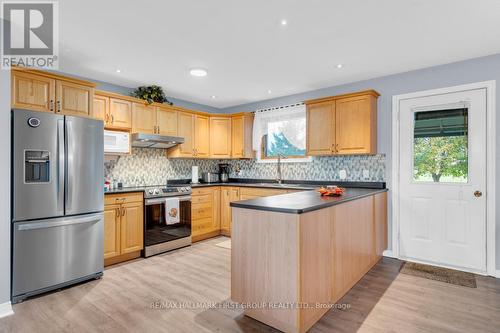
[230, 188, 388, 333]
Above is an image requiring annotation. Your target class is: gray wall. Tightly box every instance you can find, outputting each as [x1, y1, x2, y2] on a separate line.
[222, 53, 500, 270]
[0, 68, 11, 305]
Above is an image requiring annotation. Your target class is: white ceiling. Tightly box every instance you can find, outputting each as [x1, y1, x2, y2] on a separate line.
[59, 0, 500, 108]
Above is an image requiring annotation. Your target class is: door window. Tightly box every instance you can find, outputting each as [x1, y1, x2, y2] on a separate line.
[413, 108, 468, 183]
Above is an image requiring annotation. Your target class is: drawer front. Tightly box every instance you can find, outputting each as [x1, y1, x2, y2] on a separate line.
[192, 206, 212, 220]
[192, 187, 216, 196]
[192, 194, 212, 204]
[191, 201, 211, 210]
[239, 187, 286, 197]
[239, 194, 261, 200]
[192, 217, 213, 236]
[105, 192, 143, 206]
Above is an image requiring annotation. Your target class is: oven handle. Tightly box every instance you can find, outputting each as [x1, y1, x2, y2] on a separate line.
[145, 195, 192, 205]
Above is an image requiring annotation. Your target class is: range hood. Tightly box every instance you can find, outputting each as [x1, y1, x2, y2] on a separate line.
[131, 133, 184, 149]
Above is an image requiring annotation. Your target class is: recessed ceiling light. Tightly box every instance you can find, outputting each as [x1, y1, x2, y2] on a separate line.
[336, 64, 343, 69]
[267, 89, 272, 94]
[211, 95, 216, 99]
[116, 69, 121, 73]
[280, 19, 287, 26]
[190, 68, 208, 77]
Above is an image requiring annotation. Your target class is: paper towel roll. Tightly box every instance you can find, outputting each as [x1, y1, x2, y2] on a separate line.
[191, 166, 199, 184]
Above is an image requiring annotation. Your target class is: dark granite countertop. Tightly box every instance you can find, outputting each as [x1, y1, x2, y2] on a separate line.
[105, 186, 148, 194]
[230, 187, 388, 214]
[105, 179, 386, 195]
[189, 182, 318, 190]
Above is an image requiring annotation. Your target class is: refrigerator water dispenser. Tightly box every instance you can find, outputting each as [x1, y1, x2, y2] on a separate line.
[24, 150, 50, 183]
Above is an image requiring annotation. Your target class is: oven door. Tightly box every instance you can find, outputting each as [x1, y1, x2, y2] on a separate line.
[144, 195, 191, 247]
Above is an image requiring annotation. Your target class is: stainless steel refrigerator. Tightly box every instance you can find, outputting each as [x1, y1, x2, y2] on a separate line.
[12, 109, 104, 303]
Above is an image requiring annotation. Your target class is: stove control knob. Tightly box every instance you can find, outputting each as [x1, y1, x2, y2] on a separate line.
[148, 189, 154, 194]
[154, 189, 160, 195]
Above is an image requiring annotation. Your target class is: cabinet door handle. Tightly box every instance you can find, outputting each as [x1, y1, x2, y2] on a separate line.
[121, 207, 125, 217]
[111, 114, 114, 124]
[115, 208, 120, 217]
[56, 100, 61, 113]
[336, 143, 339, 153]
[50, 100, 54, 112]
[156, 126, 160, 134]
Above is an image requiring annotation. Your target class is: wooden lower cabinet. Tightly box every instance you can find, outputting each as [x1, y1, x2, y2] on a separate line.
[120, 203, 144, 254]
[220, 187, 240, 236]
[103, 205, 121, 259]
[191, 187, 221, 242]
[104, 192, 143, 266]
[231, 191, 388, 333]
[239, 187, 287, 200]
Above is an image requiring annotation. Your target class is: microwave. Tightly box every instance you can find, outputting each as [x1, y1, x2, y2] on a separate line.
[104, 130, 130, 154]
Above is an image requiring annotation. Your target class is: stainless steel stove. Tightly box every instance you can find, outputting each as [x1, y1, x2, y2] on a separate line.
[144, 186, 191, 199]
[143, 186, 192, 257]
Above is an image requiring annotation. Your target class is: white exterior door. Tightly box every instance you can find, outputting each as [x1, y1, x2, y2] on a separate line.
[399, 88, 487, 273]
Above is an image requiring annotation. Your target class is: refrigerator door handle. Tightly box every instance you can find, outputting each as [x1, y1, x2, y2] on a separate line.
[17, 213, 103, 231]
[57, 119, 65, 215]
[65, 120, 73, 213]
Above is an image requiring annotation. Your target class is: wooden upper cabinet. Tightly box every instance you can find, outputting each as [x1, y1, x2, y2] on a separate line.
[93, 94, 109, 122]
[306, 90, 379, 156]
[132, 102, 156, 134]
[231, 114, 254, 158]
[56, 80, 93, 117]
[11, 68, 96, 116]
[156, 106, 178, 136]
[11, 71, 55, 113]
[109, 98, 132, 130]
[168, 111, 195, 157]
[210, 116, 231, 158]
[335, 95, 377, 154]
[306, 101, 335, 156]
[195, 115, 210, 158]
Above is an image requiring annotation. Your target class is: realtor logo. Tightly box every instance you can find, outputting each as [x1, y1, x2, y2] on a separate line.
[1, 1, 59, 69]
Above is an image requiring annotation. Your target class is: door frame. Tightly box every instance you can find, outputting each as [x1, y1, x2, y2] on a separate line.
[391, 81, 497, 277]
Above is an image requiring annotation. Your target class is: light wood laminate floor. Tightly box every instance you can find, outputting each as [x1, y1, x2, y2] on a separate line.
[1, 236, 499, 333]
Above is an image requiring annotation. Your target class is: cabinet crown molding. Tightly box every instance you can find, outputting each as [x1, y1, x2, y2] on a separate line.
[304, 89, 380, 105]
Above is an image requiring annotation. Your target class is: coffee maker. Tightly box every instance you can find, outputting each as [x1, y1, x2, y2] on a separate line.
[218, 163, 230, 183]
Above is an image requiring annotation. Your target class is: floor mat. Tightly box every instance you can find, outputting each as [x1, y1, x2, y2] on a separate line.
[400, 262, 477, 288]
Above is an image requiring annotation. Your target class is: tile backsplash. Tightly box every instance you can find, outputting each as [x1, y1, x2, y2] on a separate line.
[104, 148, 386, 187]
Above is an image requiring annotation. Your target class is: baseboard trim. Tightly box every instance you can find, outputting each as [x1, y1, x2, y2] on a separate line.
[382, 250, 396, 258]
[0, 301, 13, 318]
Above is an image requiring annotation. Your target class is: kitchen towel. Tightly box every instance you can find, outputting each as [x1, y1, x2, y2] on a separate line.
[165, 197, 180, 225]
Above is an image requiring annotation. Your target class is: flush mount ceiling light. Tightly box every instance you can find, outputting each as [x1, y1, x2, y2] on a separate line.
[189, 68, 208, 77]
[211, 95, 217, 99]
[267, 89, 272, 94]
[336, 64, 343, 69]
[116, 69, 121, 73]
[280, 19, 287, 26]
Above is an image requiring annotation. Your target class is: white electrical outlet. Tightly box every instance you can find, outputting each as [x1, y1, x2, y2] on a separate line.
[339, 169, 347, 180]
[363, 169, 370, 179]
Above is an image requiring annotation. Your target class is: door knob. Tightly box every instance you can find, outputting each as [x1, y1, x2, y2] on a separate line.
[474, 190, 483, 198]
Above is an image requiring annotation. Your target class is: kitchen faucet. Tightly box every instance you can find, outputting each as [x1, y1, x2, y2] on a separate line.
[276, 153, 287, 184]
